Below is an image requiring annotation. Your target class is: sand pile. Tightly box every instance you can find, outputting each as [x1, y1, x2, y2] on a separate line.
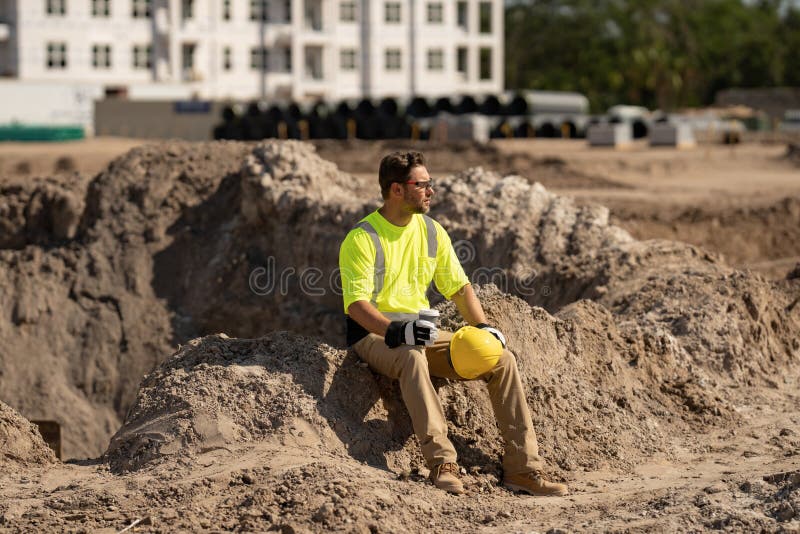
[0, 401, 55, 467]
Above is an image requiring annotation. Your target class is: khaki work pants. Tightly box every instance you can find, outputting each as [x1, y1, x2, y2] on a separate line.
[352, 330, 545, 475]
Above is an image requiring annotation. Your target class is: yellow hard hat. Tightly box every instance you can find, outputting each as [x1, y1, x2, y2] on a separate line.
[449, 326, 503, 379]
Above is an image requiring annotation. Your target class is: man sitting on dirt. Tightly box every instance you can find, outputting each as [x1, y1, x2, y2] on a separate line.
[338, 151, 568, 496]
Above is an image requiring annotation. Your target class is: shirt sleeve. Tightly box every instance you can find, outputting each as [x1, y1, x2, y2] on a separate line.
[432, 221, 470, 299]
[339, 228, 377, 313]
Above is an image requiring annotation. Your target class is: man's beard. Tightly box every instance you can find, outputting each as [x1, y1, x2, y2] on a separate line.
[404, 191, 429, 214]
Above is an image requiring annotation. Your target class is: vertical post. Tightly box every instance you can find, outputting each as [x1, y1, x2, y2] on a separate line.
[359, 0, 370, 97]
[409, 0, 416, 97]
[260, 1, 267, 101]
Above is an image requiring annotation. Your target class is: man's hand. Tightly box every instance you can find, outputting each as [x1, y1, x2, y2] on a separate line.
[385, 320, 439, 348]
[476, 323, 506, 348]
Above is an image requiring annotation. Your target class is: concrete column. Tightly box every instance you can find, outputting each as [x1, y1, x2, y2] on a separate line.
[169, 0, 180, 81]
[409, 0, 416, 96]
[292, 0, 302, 100]
[359, 0, 371, 97]
[208, 0, 218, 97]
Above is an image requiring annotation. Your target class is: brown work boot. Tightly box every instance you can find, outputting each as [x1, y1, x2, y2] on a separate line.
[429, 462, 465, 494]
[504, 472, 568, 497]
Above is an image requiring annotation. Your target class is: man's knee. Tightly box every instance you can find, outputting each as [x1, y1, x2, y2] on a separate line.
[394, 347, 429, 377]
[492, 349, 518, 374]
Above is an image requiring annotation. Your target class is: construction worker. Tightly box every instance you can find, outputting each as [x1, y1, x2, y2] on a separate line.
[338, 151, 568, 496]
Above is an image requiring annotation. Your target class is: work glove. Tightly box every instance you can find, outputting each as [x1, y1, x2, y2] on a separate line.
[476, 323, 506, 348]
[385, 320, 439, 348]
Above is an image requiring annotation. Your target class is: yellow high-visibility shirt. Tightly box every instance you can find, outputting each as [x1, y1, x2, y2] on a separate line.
[339, 210, 469, 315]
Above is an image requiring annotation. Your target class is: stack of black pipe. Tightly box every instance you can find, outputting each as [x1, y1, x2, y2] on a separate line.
[212, 93, 565, 141]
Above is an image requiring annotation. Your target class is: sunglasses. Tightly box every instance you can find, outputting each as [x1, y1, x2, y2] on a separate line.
[404, 180, 434, 190]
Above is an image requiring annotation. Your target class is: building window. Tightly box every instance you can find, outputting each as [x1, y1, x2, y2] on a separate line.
[91, 0, 110, 17]
[46, 0, 66, 15]
[222, 0, 232, 20]
[92, 44, 112, 69]
[46, 42, 67, 69]
[479, 2, 492, 33]
[384, 2, 400, 23]
[251, 47, 268, 70]
[132, 0, 152, 18]
[385, 48, 401, 71]
[250, 0, 268, 21]
[280, 47, 292, 72]
[182, 0, 194, 20]
[305, 48, 323, 79]
[456, 1, 467, 30]
[340, 48, 357, 70]
[222, 46, 232, 70]
[132, 44, 152, 69]
[427, 2, 443, 23]
[340, 1, 356, 22]
[284, 0, 292, 22]
[182, 43, 196, 71]
[456, 46, 468, 77]
[427, 48, 443, 71]
[479, 47, 491, 80]
[305, 2, 322, 30]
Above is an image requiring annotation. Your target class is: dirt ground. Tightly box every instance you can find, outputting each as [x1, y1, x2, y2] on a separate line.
[0, 137, 799, 533]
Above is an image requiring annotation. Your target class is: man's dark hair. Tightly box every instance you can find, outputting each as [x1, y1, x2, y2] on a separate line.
[378, 151, 426, 199]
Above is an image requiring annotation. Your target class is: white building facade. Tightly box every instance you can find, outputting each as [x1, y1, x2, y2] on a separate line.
[0, 0, 503, 102]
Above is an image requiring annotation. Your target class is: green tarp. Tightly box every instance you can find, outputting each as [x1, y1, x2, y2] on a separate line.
[0, 125, 84, 142]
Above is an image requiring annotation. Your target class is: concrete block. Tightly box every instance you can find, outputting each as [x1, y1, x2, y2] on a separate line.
[587, 122, 632, 147]
[650, 122, 695, 148]
[431, 113, 491, 143]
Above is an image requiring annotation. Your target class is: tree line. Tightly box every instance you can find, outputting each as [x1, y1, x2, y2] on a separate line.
[505, 0, 800, 112]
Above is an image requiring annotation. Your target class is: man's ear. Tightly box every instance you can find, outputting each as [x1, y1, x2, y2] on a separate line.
[390, 182, 402, 198]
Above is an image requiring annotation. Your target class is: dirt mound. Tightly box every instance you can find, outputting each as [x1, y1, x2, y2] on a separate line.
[0, 142, 249, 459]
[108, 283, 746, 479]
[608, 196, 800, 277]
[2, 139, 798, 463]
[150, 141, 369, 345]
[312, 139, 631, 189]
[431, 168, 800, 387]
[1, 140, 799, 532]
[0, 401, 55, 467]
